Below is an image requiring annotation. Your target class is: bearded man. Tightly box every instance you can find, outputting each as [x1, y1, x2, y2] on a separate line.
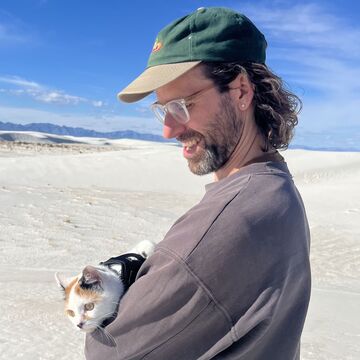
[85, 7, 311, 360]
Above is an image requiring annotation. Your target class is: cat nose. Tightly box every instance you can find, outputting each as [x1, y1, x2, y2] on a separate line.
[77, 322, 84, 329]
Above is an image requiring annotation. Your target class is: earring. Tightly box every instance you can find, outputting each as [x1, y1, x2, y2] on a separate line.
[241, 104, 245, 109]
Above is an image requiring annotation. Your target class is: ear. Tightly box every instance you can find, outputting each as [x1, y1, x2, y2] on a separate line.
[79, 265, 102, 287]
[231, 73, 255, 112]
[55, 272, 73, 291]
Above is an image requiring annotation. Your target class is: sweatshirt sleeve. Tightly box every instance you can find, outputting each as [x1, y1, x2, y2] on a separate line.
[84, 248, 231, 360]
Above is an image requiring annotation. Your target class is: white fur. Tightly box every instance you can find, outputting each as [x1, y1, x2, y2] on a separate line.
[69, 267, 124, 333]
[129, 240, 156, 258]
[55, 240, 156, 333]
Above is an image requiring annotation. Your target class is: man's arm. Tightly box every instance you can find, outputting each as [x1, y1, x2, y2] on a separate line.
[85, 175, 311, 360]
[85, 248, 231, 360]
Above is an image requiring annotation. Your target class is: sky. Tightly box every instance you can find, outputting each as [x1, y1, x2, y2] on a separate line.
[0, 0, 359, 149]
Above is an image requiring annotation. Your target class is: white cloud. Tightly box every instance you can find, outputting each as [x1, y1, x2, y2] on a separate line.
[237, 1, 359, 115]
[34, 91, 86, 105]
[0, 75, 104, 107]
[0, 75, 41, 88]
[242, 2, 360, 58]
[92, 100, 104, 108]
[272, 50, 360, 96]
[239, 2, 360, 85]
[232, 1, 360, 141]
[299, 97, 359, 131]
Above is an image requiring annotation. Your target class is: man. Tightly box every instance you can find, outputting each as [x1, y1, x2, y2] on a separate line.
[85, 7, 311, 360]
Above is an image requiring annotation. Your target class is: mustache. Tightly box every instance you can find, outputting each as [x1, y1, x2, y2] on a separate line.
[177, 130, 203, 143]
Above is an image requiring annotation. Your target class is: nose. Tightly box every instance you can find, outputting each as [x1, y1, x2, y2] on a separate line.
[162, 114, 186, 139]
[77, 322, 84, 329]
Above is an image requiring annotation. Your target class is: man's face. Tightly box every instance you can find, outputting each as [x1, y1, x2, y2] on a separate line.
[156, 66, 243, 175]
[176, 93, 242, 175]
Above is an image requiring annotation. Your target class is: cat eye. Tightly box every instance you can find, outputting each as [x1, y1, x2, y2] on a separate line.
[67, 309, 75, 317]
[84, 302, 94, 311]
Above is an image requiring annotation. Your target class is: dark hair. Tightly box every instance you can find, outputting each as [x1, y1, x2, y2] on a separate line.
[201, 62, 302, 150]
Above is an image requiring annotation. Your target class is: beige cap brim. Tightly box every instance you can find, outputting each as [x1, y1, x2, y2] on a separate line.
[117, 61, 201, 103]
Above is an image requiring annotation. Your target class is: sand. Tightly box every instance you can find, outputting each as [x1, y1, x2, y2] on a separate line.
[0, 135, 359, 359]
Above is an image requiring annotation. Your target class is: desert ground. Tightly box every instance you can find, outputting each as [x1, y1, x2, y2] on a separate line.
[0, 133, 359, 359]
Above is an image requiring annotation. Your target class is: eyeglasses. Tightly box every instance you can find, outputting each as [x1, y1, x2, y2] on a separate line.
[150, 84, 215, 124]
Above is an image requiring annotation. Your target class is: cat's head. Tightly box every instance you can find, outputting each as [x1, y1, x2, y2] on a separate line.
[55, 265, 124, 333]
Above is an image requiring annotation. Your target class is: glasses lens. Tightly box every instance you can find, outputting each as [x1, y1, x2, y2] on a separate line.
[151, 104, 166, 124]
[167, 101, 189, 124]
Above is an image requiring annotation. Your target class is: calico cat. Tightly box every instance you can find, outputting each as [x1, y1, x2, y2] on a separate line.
[55, 240, 155, 333]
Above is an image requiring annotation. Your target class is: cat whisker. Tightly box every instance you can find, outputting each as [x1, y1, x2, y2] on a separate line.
[111, 300, 122, 304]
[56, 240, 155, 354]
[99, 311, 118, 319]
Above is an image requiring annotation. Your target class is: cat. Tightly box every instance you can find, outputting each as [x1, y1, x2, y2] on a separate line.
[55, 240, 155, 334]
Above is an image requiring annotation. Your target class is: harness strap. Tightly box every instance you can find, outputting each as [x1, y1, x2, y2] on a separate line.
[99, 253, 146, 292]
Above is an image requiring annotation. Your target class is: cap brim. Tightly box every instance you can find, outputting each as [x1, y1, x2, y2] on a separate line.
[117, 61, 201, 103]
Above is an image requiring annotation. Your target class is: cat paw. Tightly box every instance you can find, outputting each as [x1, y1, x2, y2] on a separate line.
[129, 240, 156, 258]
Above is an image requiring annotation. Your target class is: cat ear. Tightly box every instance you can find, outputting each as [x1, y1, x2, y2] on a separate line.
[55, 272, 74, 291]
[79, 266, 102, 287]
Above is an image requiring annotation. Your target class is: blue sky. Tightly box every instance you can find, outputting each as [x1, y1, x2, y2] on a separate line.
[0, 0, 359, 149]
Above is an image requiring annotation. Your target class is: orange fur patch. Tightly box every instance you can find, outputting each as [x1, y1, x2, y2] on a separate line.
[74, 283, 102, 301]
[64, 276, 102, 313]
[64, 278, 77, 302]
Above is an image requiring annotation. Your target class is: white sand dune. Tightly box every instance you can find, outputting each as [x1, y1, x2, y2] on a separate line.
[0, 134, 359, 359]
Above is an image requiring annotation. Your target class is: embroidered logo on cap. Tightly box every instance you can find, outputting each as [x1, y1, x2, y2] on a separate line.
[152, 39, 162, 53]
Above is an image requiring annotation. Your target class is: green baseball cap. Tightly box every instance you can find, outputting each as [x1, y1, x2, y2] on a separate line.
[118, 7, 267, 103]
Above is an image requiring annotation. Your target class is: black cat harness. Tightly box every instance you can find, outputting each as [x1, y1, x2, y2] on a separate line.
[99, 253, 146, 292]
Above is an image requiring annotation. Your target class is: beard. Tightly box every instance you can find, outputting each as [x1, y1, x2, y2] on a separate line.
[177, 94, 243, 175]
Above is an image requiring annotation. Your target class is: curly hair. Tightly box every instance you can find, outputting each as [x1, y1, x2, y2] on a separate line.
[201, 62, 302, 150]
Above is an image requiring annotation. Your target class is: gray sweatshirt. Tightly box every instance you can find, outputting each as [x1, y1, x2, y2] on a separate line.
[85, 161, 311, 360]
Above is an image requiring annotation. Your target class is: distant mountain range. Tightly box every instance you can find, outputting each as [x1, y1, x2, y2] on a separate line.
[0, 121, 172, 143]
[1, 121, 359, 152]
